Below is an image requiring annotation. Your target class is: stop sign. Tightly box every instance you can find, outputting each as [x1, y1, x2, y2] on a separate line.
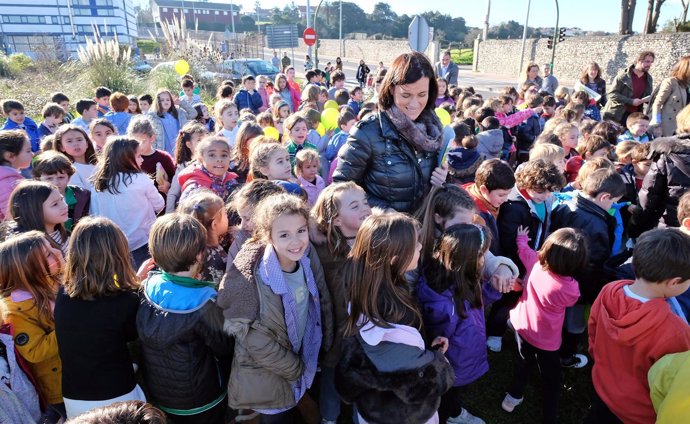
[303, 27, 317, 47]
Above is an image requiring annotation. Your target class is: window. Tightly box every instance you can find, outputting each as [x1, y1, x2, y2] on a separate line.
[214, 10, 219, 15]
[173, 8, 177, 13]
[52, 16, 59, 24]
[223, 11, 227, 15]
[162, 7, 168, 12]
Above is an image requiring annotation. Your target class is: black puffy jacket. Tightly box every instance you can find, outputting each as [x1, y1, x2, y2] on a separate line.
[332, 110, 440, 213]
[550, 194, 616, 303]
[634, 134, 690, 233]
[137, 274, 234, 413]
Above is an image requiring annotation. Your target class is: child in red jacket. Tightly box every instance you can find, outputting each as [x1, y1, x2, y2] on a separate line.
[586, 228, 690, 424]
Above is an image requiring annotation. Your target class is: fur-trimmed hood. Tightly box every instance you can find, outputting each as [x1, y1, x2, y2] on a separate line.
[217, 241, 264, 322]
[649, 134, 690, 158]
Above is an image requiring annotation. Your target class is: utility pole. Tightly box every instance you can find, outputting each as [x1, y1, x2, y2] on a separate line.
[518, 0, 531, 79]
[550, 0, 560, 74]
[229, 0, 236, 56]
[314, 0, 324, 69]
[306, 0, 312, 59]
[339, 0, 343, 57]
[483, 0, 490, 40]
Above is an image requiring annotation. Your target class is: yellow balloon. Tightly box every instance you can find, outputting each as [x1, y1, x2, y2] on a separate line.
[316, 123, 326, 136]
[174, 60, 190, 76]
[321, 108, 339, 131]
[435, 107, 451, 126]
[324, 100, 338, 110]
[263, 126, 280, 140]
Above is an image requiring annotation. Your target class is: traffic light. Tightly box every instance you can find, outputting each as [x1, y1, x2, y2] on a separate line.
[547, 38, 553, 49]
[316, 39, 321, 49]
[558, 27, 566, 43]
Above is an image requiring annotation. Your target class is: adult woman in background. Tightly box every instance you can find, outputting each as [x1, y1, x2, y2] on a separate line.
[579, 62, 608, 108]
[650, 55, 690, 137]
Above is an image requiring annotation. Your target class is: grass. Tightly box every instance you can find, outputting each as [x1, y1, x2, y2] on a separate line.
[451, 48, 474, 65]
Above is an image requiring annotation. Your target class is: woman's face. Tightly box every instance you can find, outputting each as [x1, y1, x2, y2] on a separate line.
[528, 66, 539, 80]
[588, 66, 599, 80]
[392, 77, 430, 121]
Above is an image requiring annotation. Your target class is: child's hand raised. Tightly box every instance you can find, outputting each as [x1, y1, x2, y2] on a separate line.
[430, 336, 449, 354]
[516, 225, 530, 238]
[136, 258, 156, 281]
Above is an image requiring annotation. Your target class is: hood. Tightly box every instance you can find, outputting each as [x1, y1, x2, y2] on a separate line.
[447, 147, 481, 170]
[0, 165, 22, 182]
[595, 280, 672, 346]
[105, 111, 130, 125]
[143, 272, 217, 313]
[477, 129, 504, 140]
[178, 164, 238, 187]
[650, 134, 690, 157]
[417, 274, 453, 304]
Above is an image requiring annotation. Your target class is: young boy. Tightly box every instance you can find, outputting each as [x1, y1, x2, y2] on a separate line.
[328, 71, 346, 100]
[515, 94, 544, 164]
[137, 214, 233, 423]
[94, 86, 112, 117]
[181, 78, 201, 105]
[38, 103, 66, 139]
[347, 87, 363, 116]
[1, 99, 40, 152]
[31, 151, 90, 231]
[139, 94, 153, 114]
[103, 92, 132, 136]
[232, 75, 263, 115]
[618, 112, 651, 143]
[619, 142, 651, 206]
[71, 99, 99, 132]
[51, 92, 76, 124]
[325, 109, 356, 163]
[586, 228, 690, 424]
[334, 88, 350, 107]
[446, 122, 482, 185]
[464, 158, 516, 255]
[551, 168, 626, 367]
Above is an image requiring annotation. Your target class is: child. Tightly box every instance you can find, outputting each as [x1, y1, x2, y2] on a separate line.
[0, 231, 65, 423]
[194, 102, 216, 133]
[614, 140, 637, 166]
[127, 95, 141, 114]
[1, 99, 40, 152]
[515, 94, 544, 163]
[90, 137, 164, 267]
[295, 148, 325, 206]
[71, 99, 99, 132]
[446, 122, 483, 184]
[6, 181, 70, 252]
[51, 92, 75, 124]
[335, 212, 455, 424]
[347, 86, 363, 116]
[89, 118, 116, 152]
[257, 75, 270, 112]
[464, 158, 516, 255]
[529, 143, 566, 173]
[477, 116, 504, 159]
[551, 168, 625, 367]
[138, 214, 233, 423]
[620, 142, 652, 201]
[618, 112, 651, 143]
[256, 111, 275, 129]
[181, 78, 202, 105]
[325, 109, 356, 163]
[215, 99, 240, 147]
[565, 135, 614, 183]
[32, 151, 90, 231]
[572, 91, 601, 122]
[231, 121, 263, 183]
[138, 94, 153, 114]
[178, 191, 229, 286]
[53, 125, 98, 189]
[0, 130, 32, 220]
[233, 75, 263, 115]
[59, 401, 166, 424]
[94, 86, 112, 117]
[127, 115, 175, 196]
[249, 142, 292, 182]
[147, 89, 192, 155]
[218, 193, 327, 420]
[104, 92, 132, 136]
[435, 77, 453, 107]
[418, 224, 499, 424]
[166, 122, 208, 212]
[54, 216, 145, 419]
[502, 228, 589, 423]
[178, 136, 239, 203]
[554, 122, 579, 161]
[586, 229, 690, 424]
[300, 84, 320, 111]
[284, 114, 317, 166]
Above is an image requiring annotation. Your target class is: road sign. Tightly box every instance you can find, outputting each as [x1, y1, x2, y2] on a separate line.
[408, 15, 430, 52]
[266, 25, 299, 49]
[303, 27, 317, 47]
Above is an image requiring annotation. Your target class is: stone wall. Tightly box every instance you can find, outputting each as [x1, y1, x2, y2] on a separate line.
[475, 33, 690, 85]
[291, 38, 438, 66]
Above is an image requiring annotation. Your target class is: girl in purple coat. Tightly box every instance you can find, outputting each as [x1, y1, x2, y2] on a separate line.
[417, 224, 500, 424]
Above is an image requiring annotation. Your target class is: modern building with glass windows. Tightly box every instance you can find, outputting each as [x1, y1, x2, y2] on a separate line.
[0, 0, 137, 60]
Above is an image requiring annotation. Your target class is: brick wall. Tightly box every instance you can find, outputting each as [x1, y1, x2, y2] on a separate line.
[475, 33, 690, 85]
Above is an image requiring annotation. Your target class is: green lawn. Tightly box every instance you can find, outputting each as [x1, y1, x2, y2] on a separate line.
[451, 48, 474, 65]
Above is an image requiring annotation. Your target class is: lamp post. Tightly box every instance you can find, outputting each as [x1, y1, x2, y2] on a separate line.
[483, 0, 490, 41]
[314, 0, 325, 69]
[339, 0, 343, 57]
[550, 0, 560, 74]
[518, 0, 531, 79]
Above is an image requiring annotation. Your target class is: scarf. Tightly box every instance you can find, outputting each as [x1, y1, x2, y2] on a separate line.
[160, 271, 216, 289]
[467, 182, 500, 219]
[384, 106, 443, 153]
[200, 166, 238, 199]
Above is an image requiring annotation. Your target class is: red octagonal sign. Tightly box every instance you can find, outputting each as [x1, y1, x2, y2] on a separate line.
[303, 27, 317, 46]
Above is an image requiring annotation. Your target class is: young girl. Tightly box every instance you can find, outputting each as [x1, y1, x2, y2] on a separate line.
[300, 84, 320, 111]
[194, 103, 216, 133]
[53, 125, 98, 189]
[178, 191, 229, 286]
[294, 149, 324, 206]
[272, 100, 290, 136]
[214, 99, 240, 147]
[127, 115, 175, 196]
[89, 118, 116, 153]
[256, 111, 275, 130]
[54, 216, 145, 419]
[417, 224, 499, 424]
[0, 231, 65, 423]
[249, 142, 293, 182]
[336, 213, 454, 424]
[274, 73, 298, 113]
[147, 89, 191, 155]
[178, 136, 239, 203]
[435, 78, 453, 107]
[231, 121, 263, 183]
[128, 95, 141, 114]
[90, 137, 164, 267]
[218, 193, 327, 421]
[311, 182, 371, 424]
[284, 114, 316, 166]
[502, 227, 589, 424]
[166, 122, 208, 212]
[0, 130, 32, 221]
[6, 181, 70, 253]
[554, 122, 580, 161]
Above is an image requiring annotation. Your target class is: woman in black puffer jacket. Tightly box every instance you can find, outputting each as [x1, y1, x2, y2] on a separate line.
[333, 52, 448, 213]
[632, 104, 690, 234]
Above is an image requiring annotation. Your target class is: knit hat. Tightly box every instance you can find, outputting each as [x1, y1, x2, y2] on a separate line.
[447, 147, 483, 183]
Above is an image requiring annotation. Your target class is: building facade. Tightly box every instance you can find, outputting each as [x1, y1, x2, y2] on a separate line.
[0, 0, 137, 60]
[151, 0, 242, 31]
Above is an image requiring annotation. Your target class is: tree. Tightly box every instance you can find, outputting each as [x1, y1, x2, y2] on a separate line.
[620, 0, 636, 34]
[643, 0, 666, 34]
[489, 20, 524, 39]
[370, 3, 398, 36]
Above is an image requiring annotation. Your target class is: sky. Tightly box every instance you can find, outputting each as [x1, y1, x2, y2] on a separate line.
[206, 0, 688, 33]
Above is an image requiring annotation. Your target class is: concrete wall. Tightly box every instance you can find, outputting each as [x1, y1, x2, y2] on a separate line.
[475, 33, 690, 85]
[291, 38, 437, 67]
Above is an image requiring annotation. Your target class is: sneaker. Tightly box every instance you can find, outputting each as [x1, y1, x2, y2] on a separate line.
[486, 336, 502, 352]
[447, 408, 486, 424]
[561, 353, 589, 369]
[501, 393, 524, 412]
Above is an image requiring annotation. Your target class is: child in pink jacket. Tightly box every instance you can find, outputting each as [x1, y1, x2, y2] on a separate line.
[0, 130, 32, 220]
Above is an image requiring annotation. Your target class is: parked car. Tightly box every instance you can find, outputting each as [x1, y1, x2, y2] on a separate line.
[219, 58, 280, 82]
[150, 61, 233, 81]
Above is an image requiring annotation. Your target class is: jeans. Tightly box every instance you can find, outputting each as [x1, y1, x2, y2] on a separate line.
[486, 291, 521, 337]
[438, 386, 467, 422]
[319, 366, 341, 421]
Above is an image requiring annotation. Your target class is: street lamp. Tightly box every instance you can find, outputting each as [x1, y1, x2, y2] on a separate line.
[518, 0, 531, 79]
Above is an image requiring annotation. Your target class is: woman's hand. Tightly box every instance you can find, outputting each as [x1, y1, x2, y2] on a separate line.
[430, 163, 449, 188]
[136, 258, 156, 281]
[431, 336, 449, 354]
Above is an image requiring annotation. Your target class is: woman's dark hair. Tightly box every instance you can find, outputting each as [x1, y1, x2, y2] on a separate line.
[379, 52, 438, 112]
